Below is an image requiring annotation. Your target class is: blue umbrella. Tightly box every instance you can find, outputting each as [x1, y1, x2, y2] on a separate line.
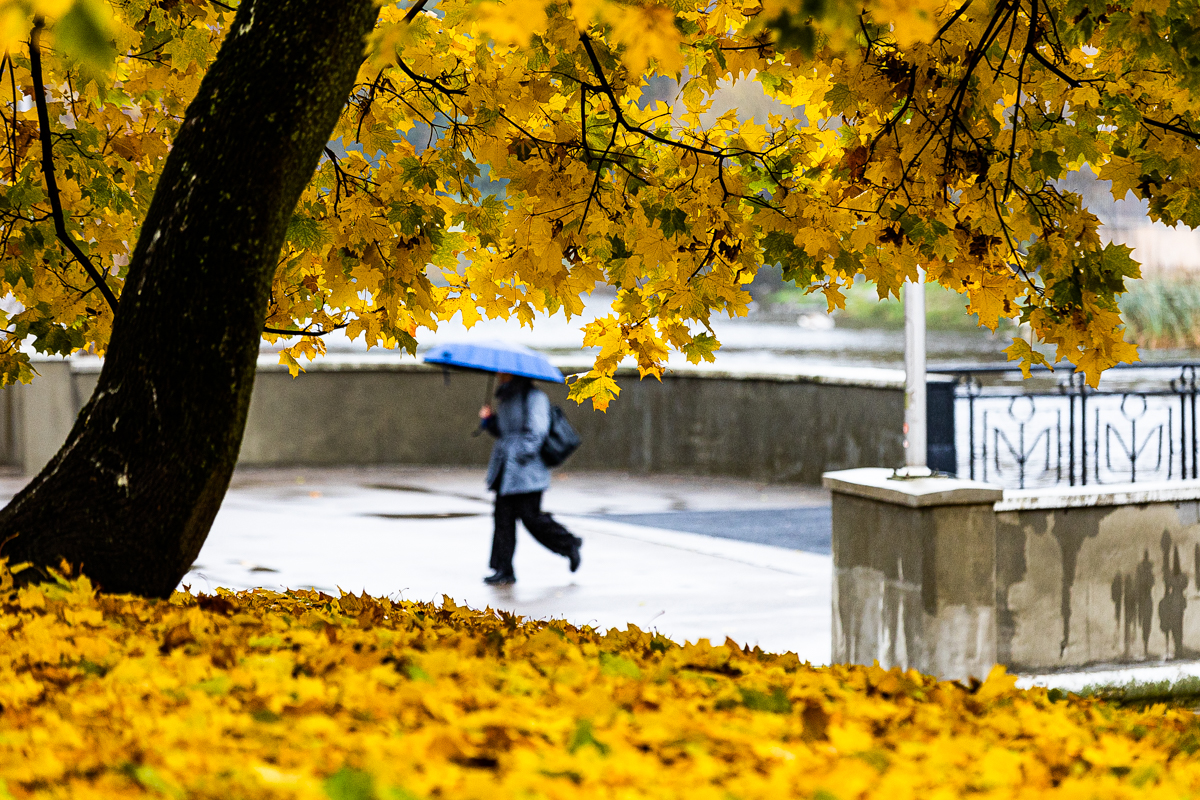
[423, 340, 565, 383]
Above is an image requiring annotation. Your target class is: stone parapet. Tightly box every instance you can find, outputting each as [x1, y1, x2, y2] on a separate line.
[824, 468, 1003, 681]
[826, 468, 1200, 679]
[823, 467, 1002, 507]
[18, 354, 952, 483]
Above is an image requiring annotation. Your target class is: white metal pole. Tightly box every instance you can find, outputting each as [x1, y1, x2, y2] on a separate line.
[903, 274, 928, 472]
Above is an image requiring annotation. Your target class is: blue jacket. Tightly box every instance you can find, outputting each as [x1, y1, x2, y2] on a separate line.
[484, 387, 552, 496]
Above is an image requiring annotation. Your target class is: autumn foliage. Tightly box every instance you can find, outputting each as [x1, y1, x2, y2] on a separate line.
[0, 0, 1192, 407]
[1, 564, 1200, 799]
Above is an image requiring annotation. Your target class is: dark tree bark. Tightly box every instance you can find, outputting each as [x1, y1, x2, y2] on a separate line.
[0, 0, 380, 596]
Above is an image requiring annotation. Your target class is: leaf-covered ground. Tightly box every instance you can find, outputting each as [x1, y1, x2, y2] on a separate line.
[2, 566, 1199, 799]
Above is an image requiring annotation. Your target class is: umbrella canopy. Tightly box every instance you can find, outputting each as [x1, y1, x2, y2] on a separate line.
[423, 340, 565, 383]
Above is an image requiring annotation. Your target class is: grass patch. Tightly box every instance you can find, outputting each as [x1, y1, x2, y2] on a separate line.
[772, 273, 1200, 352]
[770, 281, 1017, 332]
[1121, 275, 1200, 349]
[1079, 674, 1200, 708]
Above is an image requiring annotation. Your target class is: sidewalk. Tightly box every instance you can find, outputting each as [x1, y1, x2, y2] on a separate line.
[187, 466, 834, 663]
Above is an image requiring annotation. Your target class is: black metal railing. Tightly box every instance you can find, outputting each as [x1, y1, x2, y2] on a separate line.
[941, 362, 1200, 490]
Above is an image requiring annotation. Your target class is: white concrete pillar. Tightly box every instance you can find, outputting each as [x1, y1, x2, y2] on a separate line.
[903, 276, 928, 472]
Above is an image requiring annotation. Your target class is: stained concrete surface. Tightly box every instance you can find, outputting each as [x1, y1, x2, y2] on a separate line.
[826, 470, 1200, 688]
[996, 500, 1200, 671]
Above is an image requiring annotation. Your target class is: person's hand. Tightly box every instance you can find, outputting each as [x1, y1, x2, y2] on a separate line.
[479, 404, 493, 420]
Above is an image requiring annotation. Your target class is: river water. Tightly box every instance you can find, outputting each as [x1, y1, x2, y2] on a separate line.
[293, 290, 1028, 369]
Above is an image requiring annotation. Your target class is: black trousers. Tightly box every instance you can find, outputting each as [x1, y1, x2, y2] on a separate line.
[489, 491, 576, 574]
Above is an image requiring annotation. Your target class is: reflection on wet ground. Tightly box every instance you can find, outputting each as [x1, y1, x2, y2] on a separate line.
[596, 507, 832, 554]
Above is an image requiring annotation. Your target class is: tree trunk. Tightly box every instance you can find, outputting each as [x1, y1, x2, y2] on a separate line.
[0, 0, 380, 597]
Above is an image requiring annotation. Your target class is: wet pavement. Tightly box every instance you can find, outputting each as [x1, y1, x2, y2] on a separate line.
[186, 466, 835, 663]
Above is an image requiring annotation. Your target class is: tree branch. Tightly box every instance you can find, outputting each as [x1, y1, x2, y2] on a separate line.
[1142, 116, 1200, 143]
[394, 58, 465, 96]
[581, 85, 591, 161]
[29, 19, 119, 315]
[1029, 48, 1080, 87]
[866, 62, 915, 162]
[578, 33, 747, 160]
[321, 146, 372, 215]
[263, 323, 348, 337]
[992, 0, 1022, 81]
[1004, 0, 1037, 202]
[0, 54, 13, 183]
[355, 69, 384, 142]
[404, 0, 429, 23]
[579, 120, 618, 232]
[933, 0, 975, 41]
[938, 0, 1016, 179]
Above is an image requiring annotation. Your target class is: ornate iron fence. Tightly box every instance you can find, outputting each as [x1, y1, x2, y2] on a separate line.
[944, 363, 1200, 490]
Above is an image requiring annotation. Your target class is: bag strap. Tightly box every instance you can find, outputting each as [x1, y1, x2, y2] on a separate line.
[520, 388, 547, 443]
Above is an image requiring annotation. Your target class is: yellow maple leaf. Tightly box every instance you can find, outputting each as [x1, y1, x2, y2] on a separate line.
[472, 0, 549, 46]
[566, 370, 621, 410]
[1003, 337, 1051, 379]
[1097, 155, 1143, 202]
[278, 350, 305, 379]
[965, 271, 1016, 331]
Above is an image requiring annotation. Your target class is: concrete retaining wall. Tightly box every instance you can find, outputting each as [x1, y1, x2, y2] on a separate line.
[995, 486, 1200, 671]
[827, 468, 1200, 678]
[238, 363, 910, 480]
[12, 355, 921, 482]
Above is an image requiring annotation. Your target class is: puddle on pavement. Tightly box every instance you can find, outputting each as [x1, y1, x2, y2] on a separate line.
[364, 483, 490, 503]
[365, 512, 483, 520]
[225, 560, 279, 573]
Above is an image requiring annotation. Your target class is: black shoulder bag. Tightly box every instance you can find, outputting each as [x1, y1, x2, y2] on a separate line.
[522, 391, 581, 467]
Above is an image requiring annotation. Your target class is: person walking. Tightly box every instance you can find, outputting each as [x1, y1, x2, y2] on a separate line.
[479, 373, 582, 585]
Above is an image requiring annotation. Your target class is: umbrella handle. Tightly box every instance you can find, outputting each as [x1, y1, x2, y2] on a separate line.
[471, 373, 497, 437]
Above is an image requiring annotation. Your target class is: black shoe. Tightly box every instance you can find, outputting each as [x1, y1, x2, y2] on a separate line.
[484, 571, 516, 586]
[567, 537, 582, 573]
